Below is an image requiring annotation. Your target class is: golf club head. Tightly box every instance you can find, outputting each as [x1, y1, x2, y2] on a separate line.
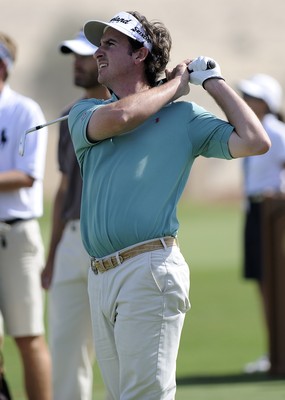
[18, 131, 27, 156]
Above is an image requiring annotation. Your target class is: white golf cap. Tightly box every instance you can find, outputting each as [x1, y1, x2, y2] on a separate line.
[84, 11, 152, 52]
[59, 30, 98, 56]
[238, 73, 283, 114]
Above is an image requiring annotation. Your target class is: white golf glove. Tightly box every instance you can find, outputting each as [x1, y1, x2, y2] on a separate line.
[188, 56, 224, 88]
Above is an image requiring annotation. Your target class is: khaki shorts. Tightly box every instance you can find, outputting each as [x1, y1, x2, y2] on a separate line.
[0, 219, 45, 337]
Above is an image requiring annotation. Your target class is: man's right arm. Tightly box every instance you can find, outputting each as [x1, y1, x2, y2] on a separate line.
[86, 63, 191, 142]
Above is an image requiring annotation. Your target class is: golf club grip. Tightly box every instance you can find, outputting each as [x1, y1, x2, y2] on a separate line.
[158, 60, 216, 85]
[188, 60, 216, 73]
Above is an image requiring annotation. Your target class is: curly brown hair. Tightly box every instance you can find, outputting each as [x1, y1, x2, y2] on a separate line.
[127, 11, 172, 87]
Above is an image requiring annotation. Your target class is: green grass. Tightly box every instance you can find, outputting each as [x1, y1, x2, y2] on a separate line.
[3, 199, 285, 399]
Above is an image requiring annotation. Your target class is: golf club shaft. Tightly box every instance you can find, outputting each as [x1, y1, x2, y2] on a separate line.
[19, 115, 68, 156]
[26, 115, 68, 134]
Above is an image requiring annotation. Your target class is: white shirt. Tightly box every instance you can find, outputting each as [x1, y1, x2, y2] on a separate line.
[0, 85, 48, 219]
[243, 114, 285, 196]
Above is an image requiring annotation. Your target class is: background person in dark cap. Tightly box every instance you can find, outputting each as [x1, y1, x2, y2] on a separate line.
[238, 73, 285, 374]
[41, 30, 110, 400]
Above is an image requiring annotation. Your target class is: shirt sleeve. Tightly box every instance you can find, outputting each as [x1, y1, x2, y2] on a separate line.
[68, 98, 106, 164]
[188, 103, 234, 160]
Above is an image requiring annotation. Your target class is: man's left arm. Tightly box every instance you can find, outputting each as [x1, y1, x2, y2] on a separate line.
[0, 170, 34, 191]
[189, 56, 271, 158]
[204, 79, 271, 158]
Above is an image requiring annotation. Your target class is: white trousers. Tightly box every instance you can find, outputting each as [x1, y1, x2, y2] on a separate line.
[49, 220, 94, 400]
[88, 242, 190, 400]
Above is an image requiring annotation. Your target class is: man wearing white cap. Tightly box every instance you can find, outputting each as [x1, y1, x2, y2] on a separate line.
[238, 73, 285, 374]
[41, 30, 110, 399]
[69, 10, 270, 399]
[0, 32, 51, 400]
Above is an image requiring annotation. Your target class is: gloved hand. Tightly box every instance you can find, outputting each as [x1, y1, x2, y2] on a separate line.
[188, 56, 224, 88]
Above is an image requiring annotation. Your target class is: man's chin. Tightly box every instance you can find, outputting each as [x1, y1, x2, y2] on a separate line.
[98, 75, 105, 85]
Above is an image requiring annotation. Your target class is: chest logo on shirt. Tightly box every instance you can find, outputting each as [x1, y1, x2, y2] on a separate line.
[0, 129, 7, 147]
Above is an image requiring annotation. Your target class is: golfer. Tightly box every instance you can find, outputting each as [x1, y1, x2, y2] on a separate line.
[68, 11, 270, 400]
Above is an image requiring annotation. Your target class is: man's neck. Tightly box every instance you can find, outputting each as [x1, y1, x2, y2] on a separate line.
[86, 85, 111, 100]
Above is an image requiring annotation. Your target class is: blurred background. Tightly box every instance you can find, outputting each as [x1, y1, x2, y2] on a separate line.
[2, 0, 285, 202]
[3, 3, 285, 397]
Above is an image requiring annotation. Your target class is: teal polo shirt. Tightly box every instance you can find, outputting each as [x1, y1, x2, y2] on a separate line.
[69, 96, 234, 258]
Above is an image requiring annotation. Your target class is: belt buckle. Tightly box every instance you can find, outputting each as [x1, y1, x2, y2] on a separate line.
[91, 258, 98, 275]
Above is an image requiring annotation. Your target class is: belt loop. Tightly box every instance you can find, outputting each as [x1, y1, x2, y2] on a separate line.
[115, 252, 122, 265]
[160, 237, 167, 250]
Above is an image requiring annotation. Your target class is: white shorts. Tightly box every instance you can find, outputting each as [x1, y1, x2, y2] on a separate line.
[52, 220, 90, 284]
[0, 219, 45, 337]
[49, 220, 94, 400]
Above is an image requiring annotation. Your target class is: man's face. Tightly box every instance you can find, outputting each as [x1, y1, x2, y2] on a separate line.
[73, 54, 99, 89]
[94, 27, 135, 87]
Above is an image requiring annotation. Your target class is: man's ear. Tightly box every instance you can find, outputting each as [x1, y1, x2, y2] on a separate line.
[133, 47, 149, 64]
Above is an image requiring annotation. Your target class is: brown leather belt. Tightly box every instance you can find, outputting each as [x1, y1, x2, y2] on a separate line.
[91, 236, 177, 274]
